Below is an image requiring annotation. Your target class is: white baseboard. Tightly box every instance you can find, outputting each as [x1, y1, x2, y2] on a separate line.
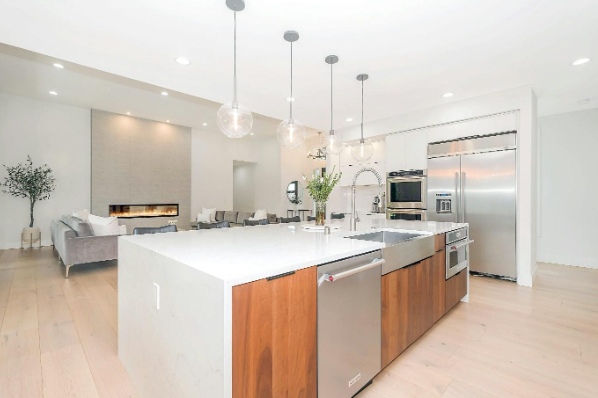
[0, 239, 52, 250]
[537, 253, 598, 270]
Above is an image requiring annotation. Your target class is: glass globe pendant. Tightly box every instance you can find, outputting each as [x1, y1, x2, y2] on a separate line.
[277, 30, 306, 148]
[218, 0, 253, 138]
[351, 73, 374, 162]
[325, 55, 344, 155]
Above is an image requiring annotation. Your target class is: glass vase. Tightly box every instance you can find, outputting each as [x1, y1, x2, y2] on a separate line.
[315, 201, 326, 226]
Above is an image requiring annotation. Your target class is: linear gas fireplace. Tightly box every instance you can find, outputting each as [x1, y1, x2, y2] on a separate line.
[109, 204, 179, 219]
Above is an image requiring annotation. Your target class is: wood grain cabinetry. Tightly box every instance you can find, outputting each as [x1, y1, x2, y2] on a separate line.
[382, 240, 448, 369]
[445, 269, 468, 313]
[232, 267, 317, 398]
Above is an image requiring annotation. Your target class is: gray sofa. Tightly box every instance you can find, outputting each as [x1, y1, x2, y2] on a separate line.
[51, 215, 120, 278]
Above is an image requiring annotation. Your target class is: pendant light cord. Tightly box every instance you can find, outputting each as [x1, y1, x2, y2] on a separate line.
[290, 41, 293, 119]
[330, 63, 333, 133]
[360, 80, 364, 141]
[233, 11, 237, 103]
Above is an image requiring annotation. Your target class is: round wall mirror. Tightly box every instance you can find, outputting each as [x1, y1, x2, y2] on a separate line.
[286, 181, 304, 205]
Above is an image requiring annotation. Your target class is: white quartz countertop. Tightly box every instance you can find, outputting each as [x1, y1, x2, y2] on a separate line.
[120, 219, 466, 286]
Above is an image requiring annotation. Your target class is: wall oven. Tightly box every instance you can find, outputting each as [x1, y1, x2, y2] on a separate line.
[386, 170, 427, 210]
[386, 208, 426, 221]
[445, 228, 474, 280]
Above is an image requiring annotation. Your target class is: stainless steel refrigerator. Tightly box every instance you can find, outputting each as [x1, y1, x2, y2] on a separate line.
[427, 132, 517, 280]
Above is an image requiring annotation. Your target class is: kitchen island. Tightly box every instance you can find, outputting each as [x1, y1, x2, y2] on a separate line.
[118, 219, 468, 398]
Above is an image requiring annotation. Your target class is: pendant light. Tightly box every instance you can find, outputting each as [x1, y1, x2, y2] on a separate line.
[277, 30, 306, 148]
[217, 0, 253, 138]
[351, 74, 374, 162]
[324, 55, 344, 155]
[307, 132, 327, 160]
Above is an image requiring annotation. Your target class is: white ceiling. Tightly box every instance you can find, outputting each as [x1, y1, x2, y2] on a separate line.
[0, 0, 597, 130]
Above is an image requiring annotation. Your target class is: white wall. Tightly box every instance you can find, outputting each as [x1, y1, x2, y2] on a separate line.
[0, 93, 91, 249]
[333, 86, 538, 286]
[233, 163, 256, 212]
[537, 108, 598, 269]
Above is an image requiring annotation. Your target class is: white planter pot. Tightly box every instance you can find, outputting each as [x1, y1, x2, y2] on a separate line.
[22, 226, 41, 249]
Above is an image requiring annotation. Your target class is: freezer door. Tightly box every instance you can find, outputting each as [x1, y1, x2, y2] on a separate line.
[426, 156, 461, 223]
[461, 150, 516, 279]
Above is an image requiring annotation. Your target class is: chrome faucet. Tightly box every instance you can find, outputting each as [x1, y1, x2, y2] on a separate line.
[351, 167, 383, 231]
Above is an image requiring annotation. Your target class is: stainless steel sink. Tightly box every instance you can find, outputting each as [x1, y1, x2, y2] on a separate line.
[347, 231, 426, 246]
[347, 230, 435, 275]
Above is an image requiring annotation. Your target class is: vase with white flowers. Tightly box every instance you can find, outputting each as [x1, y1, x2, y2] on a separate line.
[302, 167, 342, 226]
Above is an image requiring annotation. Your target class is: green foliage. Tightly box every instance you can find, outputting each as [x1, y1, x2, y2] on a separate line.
[2, 156, 56, 227]
[302, 166, 342, 203]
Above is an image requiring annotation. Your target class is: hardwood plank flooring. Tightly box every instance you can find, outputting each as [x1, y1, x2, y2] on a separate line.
[0, 247, 596, 397]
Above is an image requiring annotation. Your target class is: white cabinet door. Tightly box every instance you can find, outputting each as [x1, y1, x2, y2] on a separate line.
[405, 131, 428, 170]
[385, 133, 406, 172]
[339, 164, 355, 186]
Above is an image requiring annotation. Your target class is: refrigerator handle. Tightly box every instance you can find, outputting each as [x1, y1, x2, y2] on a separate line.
[461, 172, 466, 223]
[455, 172, 460, 223]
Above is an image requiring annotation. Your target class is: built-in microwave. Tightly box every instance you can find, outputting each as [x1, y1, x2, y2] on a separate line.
[386, 170, 427, 209]
[386, 208, 426, 221]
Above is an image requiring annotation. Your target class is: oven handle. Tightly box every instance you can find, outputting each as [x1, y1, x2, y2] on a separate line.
[449, 239, 474, 251]
[321, 258, 385, 283]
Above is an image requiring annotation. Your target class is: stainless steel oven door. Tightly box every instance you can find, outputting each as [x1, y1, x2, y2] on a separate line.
[386, 208, 427, 221]
[386, 176, 427, 209]
[446, 238, 474, 279]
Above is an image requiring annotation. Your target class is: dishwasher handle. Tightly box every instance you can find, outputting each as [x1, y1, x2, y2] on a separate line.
[321, 258, 385, 284]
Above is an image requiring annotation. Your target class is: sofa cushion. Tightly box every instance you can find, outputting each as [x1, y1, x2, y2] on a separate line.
[267, 213, 277, 223]
[61, 215, 94, 237]
[236, 211, 253, 225]
[215, 210, 225, 222]
[224, 211, 238, 224]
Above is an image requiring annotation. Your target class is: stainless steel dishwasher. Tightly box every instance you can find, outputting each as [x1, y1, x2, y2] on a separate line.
[318, 250, 384, 398]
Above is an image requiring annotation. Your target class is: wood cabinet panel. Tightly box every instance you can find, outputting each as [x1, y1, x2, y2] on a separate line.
[232, 267, 317, 398]
[445, 269, 468, 313]
[407, 259, 426, 345]
[381, 267, 409, 368]
[431, 249, 446, 323]
[434, 233, 446, 252]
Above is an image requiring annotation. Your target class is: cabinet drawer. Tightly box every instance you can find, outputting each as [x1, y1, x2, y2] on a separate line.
[434, 234, 445, 252]
[445, 269, 468, 313]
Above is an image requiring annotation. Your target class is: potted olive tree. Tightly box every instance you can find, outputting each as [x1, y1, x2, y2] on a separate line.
[2, 156, 56, 248]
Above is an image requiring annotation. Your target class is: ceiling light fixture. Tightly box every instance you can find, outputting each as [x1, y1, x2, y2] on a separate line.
[217, 0, 253, 138]
[161, 91, 169, 96]
[346, 118, 353, 122]
[578, 99, 590, 105]
[443, 92, 454, 98]
[49, 91, 58, 95]
[127, 112, 131, 115]
[325, 55, 344, 155]
[202, 122, 208, 126]
[572, 58, 590, 66]
[250, 132, 255, 136]
[175, 57, 191, 65]
[351, 74, 374, 162]
[307, 132, 327, 160]
[277, 30, 306, 148]
[167, 120, 170, 123]
[53, 63, 64, 69]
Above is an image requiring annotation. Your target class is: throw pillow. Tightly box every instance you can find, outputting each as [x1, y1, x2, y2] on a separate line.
[197, 213, 211, 222]
[88, 214, 121, 236]
[202, 207, 217, 222]
[72, 209, 90, 221]
[254, 209, 267, 220]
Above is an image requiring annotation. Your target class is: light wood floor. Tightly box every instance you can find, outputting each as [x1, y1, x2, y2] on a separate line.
[1, 248, 597, 398]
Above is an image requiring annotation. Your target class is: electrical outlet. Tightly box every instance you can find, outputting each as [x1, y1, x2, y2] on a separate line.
[153, 283, 160, 310]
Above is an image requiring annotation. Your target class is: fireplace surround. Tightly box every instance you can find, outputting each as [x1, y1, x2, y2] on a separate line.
[109, 204, 179, 219]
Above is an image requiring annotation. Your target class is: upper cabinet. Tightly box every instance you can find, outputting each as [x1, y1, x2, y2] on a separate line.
[385, 133, 406, 172]
[404, 131, 428, 170]
[385, 131, 428, 172]
[339, 140, 386, 186]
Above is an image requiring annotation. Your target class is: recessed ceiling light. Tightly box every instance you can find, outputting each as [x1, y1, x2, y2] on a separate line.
[49, 91, 58, 96]
[53, 63, 64, 69]
[202, 122, 208, 126]
[175, 57, 191, 65]
[346, 118, 353, 122]
[572, 58, 590, 66]
[161, 91, 169, 96]
[286, 97, 295, 102]
[166, 120, 170, 123]
[250, 132, 255, 136]
[443, 92, 454, 98]
[126, 112, 131, 115]
[578, 99, 590, 105]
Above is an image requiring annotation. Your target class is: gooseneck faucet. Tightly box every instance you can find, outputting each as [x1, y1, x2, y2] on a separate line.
[351, 167, 383, 231]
